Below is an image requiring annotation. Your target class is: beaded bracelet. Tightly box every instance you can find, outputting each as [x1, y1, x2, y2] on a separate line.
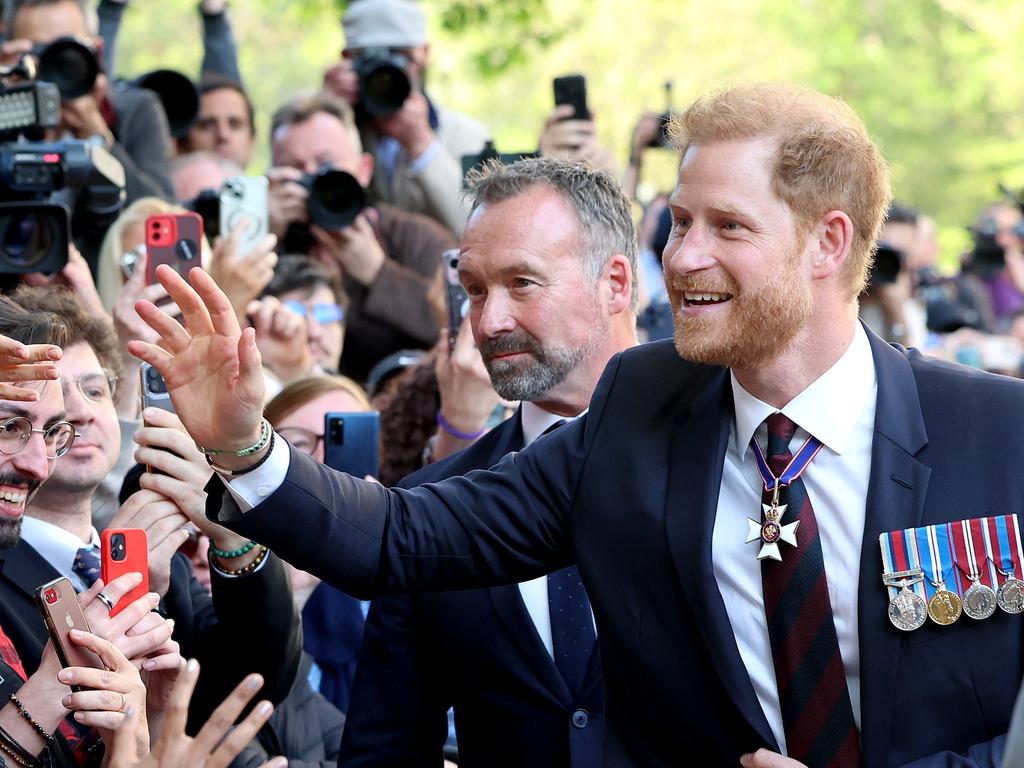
[206, 431, 276, 478]
[197, 417, 271, 457]
[210, 539, 257, 559]
[0, 723, 39, 768]
[209, 544, 269, 577]
[436, 410, 486, 441]
[8, 696, 49, 743]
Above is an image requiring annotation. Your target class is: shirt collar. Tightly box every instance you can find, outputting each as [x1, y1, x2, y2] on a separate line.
[20, 516, 100, 581]
[520, 401, 586, 447]
[730, 323, 877, 458]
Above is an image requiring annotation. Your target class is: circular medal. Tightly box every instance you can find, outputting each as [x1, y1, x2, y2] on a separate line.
[997, 577, 1024, 614]
[962, 582, 997, 620]
[927, 589, 962, 625]
[888, 588, 928, 631]
[761, 521, 781, 544]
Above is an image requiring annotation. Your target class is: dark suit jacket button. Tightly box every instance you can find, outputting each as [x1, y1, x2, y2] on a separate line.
[571, 709, 589, 728]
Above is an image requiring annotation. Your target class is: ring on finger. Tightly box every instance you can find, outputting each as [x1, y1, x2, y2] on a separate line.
[118, 692, 127, 713]
[97, 592, 114, 611]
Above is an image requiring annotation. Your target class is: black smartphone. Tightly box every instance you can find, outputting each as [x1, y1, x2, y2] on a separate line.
[442, 248, 469, 351]
[553, 74, 589, 121]
[323, 412, 380, 480]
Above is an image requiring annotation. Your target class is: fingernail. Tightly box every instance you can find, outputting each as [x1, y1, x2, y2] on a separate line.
[142, 660, 155, 671]
[125, 705, 135, 718]
[143, 408, 158, 420]
[73, 711, 85, 722]
[61, 695, 71, 707]
[186, 658, 198, 672]
[245, 674, 262, 691]
[130, 572, 143, 585]
[69, 629, 84, 638]
[58, 670, 72, 683]
[257, 701, 272, 716]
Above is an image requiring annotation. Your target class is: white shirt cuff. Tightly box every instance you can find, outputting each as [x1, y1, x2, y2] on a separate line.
[407, 138, 441, 175]
[220, 433, 291, 512]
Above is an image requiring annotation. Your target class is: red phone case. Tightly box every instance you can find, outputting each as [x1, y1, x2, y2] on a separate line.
[145, 212, 204, 285]
[100, 528, 149, 617]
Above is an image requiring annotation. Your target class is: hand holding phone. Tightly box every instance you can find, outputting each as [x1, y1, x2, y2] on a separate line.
[146, 212, 204, 285]
[442, 248, 469, 352]
[220, 176, 269, 257]
[100, 529, 150, 617]
[553, 74, 589, 121]
[36, 577, 105, 679]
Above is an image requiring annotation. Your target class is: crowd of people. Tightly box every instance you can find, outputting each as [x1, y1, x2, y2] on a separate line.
[0, 0, 1022, 767]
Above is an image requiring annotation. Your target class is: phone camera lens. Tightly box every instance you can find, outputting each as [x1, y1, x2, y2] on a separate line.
[44, 588, 58, 604]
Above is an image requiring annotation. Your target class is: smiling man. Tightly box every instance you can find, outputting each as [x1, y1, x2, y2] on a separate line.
[140, 83, 1024, 767]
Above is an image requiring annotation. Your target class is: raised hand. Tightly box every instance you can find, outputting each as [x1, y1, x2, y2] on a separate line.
[0, 334, 61, 401]
[128, 265, 266, 458]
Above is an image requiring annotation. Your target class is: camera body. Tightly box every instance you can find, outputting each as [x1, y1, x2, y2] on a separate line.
[0, 139, 125, 274]
[352, 47, 412, 117]
[281, 167, 366, 254]
[647, 112, 673, 149]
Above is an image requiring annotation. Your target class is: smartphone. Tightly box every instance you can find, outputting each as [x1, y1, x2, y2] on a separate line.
[139, 363, 175, 415]
[442, 248, 469, 351]
[146, 212, 204, 285]
[35, 577, 104, 681]
[553, 74, 589, 121]
[323, 412, 380, 479]
[220, 176, 269, 257]
[100, 529, 149, 617]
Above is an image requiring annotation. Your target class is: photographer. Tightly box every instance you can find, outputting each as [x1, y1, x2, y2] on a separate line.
[267, 93, 455, 382]
[322, 0, 490, 236]
[964, 199, 1024, 329]
[3, 0, 175, 207]
[858, 202, 927, 346]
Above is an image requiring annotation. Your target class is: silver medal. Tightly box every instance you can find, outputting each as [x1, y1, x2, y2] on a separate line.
[887, 582, 928, 631]
[998, 577, 1024, 614]
[962, 580, 998, 620]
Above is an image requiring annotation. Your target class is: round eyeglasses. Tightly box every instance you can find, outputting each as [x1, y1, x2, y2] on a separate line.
[64, 370, 118, 404]
[0, 417, 76, 459]
[283, 300, 345, 326]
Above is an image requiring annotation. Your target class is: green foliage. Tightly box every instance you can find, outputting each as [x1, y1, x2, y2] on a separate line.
[109, 0, 1024, 266]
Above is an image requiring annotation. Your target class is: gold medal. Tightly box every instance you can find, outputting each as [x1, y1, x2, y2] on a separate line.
[927, 588, 962, 625]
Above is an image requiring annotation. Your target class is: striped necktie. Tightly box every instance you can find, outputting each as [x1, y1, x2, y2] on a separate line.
[760, 413, 861, 766]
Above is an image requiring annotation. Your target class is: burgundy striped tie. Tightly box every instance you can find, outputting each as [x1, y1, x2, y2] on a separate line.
[760, 413, 861, 766]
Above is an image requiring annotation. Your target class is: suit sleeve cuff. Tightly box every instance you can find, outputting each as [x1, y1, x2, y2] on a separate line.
[219, 434, 291, 512]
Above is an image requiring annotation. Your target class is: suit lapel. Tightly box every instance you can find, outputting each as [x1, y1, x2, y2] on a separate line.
[857, 334, 930, 767]
[0, 541, 60, 602]
[664, 367, 779, 748]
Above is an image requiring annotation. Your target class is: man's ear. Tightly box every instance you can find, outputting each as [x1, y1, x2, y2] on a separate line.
[604, 254, 633, 315]
[811, 210, 854, 281]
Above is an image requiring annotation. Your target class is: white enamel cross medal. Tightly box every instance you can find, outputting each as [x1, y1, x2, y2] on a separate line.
[745, 485, 800, 561]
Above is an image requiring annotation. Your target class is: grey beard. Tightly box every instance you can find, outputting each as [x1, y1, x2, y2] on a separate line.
[0, 517, 22, 550]
[488, 345, 586, 402]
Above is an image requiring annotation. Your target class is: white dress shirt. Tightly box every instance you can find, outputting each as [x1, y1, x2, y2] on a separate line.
[712, 323, 877, 755]
[21, 516, 101, 593]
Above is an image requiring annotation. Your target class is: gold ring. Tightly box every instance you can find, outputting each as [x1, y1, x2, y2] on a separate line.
[118, 692, 127, 713]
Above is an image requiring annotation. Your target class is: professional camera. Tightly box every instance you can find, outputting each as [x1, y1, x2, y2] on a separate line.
[0, 53, 125, 277]
[30, 36, 99, 100]
[867, 243, 904, 287]
[281, 167, 367, 254]
[127, 69, 200, 138]
[352, 48, 412, 117]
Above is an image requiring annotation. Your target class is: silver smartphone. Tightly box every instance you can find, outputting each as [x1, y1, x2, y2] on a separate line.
[220, 176, 269, 256]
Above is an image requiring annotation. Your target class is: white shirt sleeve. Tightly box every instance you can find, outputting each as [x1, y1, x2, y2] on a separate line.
[219, 433, 291, 513]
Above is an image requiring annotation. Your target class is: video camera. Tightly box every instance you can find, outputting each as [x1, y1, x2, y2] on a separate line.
[281, 166, 367, 253]
[966, 187, 1024, 278]
[867, 243, 904, 287]
[352, 48, 412, 117]
[0, 45, 125, 277]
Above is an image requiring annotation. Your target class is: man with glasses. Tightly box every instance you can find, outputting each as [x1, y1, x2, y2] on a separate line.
[0, 286, 302, 730]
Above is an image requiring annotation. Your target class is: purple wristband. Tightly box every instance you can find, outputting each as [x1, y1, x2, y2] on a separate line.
[436, 410, 486, 441]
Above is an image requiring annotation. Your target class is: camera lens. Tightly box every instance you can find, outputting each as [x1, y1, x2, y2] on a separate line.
[111, 533, 126, 561]
[37, 37, 99, 100]
[0, 210, 55, 271]
[308, 170, 366, 230]
[44, 588, 58, 604]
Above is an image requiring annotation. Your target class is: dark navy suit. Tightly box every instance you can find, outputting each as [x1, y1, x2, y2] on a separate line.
[210, 332, 1024, 766]
[340, 411, 603, 767]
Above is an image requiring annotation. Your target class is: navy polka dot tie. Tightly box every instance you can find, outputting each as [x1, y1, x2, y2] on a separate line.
[72, 544, 102, 589]
[547, 565, 596, 699]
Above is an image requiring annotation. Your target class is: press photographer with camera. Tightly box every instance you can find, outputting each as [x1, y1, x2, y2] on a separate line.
[2, 0, 175, 210]
[267, 93, 455, 382]
[321, 0, 489, 236]
[964, 197, 1024, 329]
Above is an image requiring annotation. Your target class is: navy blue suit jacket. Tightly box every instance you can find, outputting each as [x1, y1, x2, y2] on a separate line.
[210, 333, 1024, 767]
[340, 411, 604, 768]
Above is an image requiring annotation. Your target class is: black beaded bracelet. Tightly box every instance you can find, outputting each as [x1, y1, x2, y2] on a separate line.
[7, 696, 49, 742]
[0, 723, 39, 768]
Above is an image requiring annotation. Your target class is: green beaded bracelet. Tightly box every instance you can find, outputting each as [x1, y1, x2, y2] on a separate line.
[211, 539, 257, 559]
